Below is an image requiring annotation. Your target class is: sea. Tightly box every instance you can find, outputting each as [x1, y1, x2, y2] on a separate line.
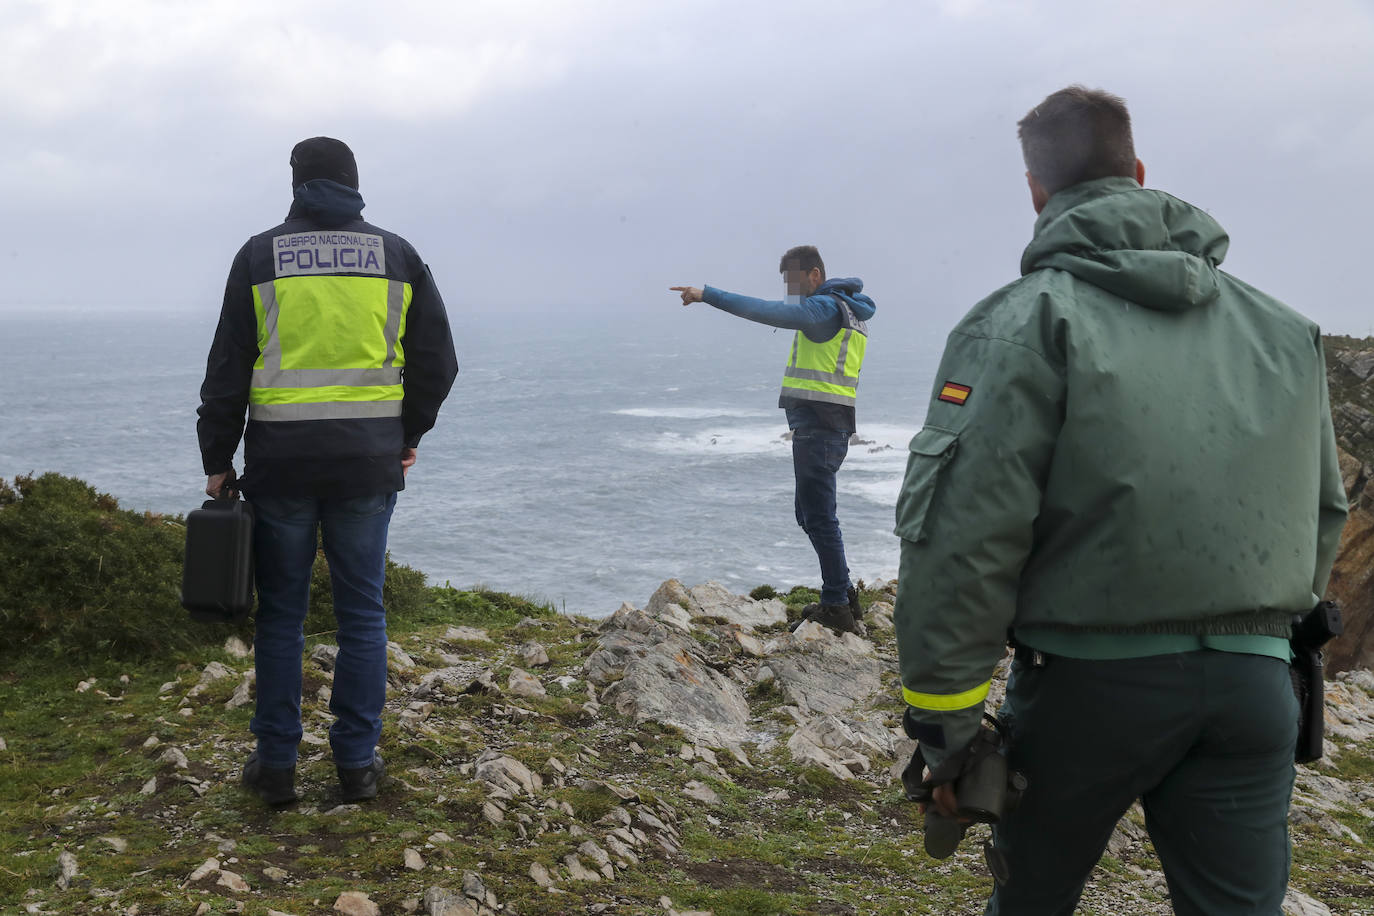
[0, 305, 942, 617]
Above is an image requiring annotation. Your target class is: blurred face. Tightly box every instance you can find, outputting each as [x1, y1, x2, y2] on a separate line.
[781, 262, 822, 299]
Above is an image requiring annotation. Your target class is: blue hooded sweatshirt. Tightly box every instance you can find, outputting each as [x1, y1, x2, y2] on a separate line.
[701, 278, 877, 430]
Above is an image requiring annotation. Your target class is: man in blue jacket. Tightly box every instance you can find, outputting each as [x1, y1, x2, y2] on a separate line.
[198, 137, 458, 805]
[672, 245, 877, 634]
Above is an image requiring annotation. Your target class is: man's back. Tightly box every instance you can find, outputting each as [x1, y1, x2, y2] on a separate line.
[199, 178, 457, 499]
[937, 177, 1345, 631]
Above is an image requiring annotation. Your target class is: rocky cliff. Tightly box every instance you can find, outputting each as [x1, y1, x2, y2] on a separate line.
[4, 579, 1371, 915]
[1323, 337, 1374, 673]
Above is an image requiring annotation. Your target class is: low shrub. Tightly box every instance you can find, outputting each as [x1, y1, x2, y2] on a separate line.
[0, 473, 445, 661]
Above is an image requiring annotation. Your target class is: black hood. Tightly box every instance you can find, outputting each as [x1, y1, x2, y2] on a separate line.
[288, 179, 365, 229]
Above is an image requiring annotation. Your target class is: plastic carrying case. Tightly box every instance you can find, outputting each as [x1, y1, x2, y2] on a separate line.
[181, 495, 255, 623]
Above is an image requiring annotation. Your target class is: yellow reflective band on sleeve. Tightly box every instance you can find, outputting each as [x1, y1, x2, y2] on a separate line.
[902, 680, 991, 712]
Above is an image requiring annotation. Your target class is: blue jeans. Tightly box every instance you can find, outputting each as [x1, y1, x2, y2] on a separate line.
[248, 492, 397, 770]
[792, 427, 852, 605]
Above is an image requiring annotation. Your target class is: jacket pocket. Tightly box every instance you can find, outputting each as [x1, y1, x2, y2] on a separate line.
[894, 427, 959, 544]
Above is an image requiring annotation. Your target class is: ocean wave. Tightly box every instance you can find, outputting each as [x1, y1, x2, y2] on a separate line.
[840, 474, 905, 507]
[615, 406, 773, 419]
[634, 426, 791, 456]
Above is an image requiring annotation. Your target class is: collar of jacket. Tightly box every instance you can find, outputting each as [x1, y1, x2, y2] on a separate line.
[286, 178, 366, 228]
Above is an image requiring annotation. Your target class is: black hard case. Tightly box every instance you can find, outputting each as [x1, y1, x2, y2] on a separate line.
[180, 498, 256, 623]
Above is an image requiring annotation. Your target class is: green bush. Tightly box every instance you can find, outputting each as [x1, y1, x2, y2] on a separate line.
[0, 473, 435, 661]
[0, 472, 233, 660]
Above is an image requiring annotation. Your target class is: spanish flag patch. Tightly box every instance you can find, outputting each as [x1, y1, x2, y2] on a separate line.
[938, 381, 972, 406]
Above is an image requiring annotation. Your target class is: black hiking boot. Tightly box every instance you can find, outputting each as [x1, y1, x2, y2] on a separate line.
[848, 585, 865, 626]
[790, 602, 863, 637]
[338, 752, 386, 802]
[240, 752, 297, 806]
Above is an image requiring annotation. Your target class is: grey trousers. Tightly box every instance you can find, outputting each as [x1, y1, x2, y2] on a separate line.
[985, 650, 1298, 916]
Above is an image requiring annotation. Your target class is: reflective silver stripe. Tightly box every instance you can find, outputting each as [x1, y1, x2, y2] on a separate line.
[249, 400, 403, 422]
[783, 367, 859, 387]
[783, 388, 856, 407]
[257, 281, 283, 371]
[383, 280, 404, 368]
[789, 331, 801, 368]
[835, 329, 853, 376]
[251, 367, 402, 388]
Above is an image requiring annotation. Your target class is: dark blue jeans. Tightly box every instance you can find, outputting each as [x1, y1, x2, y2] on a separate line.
[248, 492, 397, 770]
[791, 427, 852, 605]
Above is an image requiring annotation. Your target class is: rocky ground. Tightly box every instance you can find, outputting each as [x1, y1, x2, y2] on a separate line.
[3, 580, 1373, 915]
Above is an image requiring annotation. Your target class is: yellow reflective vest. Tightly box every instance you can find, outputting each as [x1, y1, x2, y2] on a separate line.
[780, 299, 868, 407]
[248, 234, 411, 422]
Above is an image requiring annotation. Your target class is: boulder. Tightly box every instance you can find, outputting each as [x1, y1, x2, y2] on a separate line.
[588, 604, 752, 746]
[644, 583, 695, 632]
[764, 624, 883, 716]
[687, 581, 788, 630]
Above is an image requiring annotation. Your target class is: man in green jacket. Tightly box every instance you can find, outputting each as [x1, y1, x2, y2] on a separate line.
[894, 86, 1348, 914]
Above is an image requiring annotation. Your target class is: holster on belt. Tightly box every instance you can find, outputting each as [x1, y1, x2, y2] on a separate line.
[1290, 601, 1342, 764]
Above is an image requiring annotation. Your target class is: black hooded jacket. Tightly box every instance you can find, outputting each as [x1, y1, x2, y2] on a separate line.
[197, 180, 459, 497]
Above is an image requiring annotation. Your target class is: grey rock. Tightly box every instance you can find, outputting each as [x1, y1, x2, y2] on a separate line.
[185, 857, 219, 884]
[787, 715, 895, 779]
[98, 836, 128, 853]
[333, 892, 381, 916]
[507, 667, 547, 698]
[563, 853, 601, 882]
[404, 848, 425, 870]
[414, 663, 499, 699]
[310, 644, 339, 672]
[445, 626, 492, 643]
[1283, 888, 1333, 916]
[158, 746, 190, 770]
[139, 777, 157, 795]
[529, 862, 554, 888]
[225, 671, 255, 710]
[765, 627, 883, 716]
[55, 851, 78, 890]
[423, 886, 478, 916]
[682, 781, 721, 806]
[643, 581, 695, 632]
[687, 581, 788, 630]
[518, 641, 551, 667]
[475, 750, 542, 797]
[216, 869, 250, 892]
[387, 642, 416, 669]
[587, 605, 752, 747]
[461, 870, 487, 902]
[263, 866, 289, 882]
[223, 635, 252, 659]
[730, 630, 766, 657]
[187, 661, 235, 698]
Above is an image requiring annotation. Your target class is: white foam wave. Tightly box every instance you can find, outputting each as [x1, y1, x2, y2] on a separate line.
[615, 406, 773, 419]
[636, 425, 792, 456]
[841, 474, 905, 507]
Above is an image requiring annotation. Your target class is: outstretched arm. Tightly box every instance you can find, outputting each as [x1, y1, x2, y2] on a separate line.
[669, 285, 840, 338]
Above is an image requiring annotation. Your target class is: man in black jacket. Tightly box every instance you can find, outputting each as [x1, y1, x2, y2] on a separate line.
[197, 137, 458, 804]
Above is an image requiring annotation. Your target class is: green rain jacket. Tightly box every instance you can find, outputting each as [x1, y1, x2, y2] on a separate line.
[894, 177, 1348, 763]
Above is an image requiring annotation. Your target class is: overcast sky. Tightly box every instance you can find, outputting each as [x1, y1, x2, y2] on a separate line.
[3, 0, 1372, 334]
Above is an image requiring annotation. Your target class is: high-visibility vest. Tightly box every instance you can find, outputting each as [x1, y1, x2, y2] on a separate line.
[779, 299, 868, 407]
[248, 273, 412, 422]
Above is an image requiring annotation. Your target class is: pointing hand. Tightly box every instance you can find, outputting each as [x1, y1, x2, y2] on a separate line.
[670, 286, 704, 306]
